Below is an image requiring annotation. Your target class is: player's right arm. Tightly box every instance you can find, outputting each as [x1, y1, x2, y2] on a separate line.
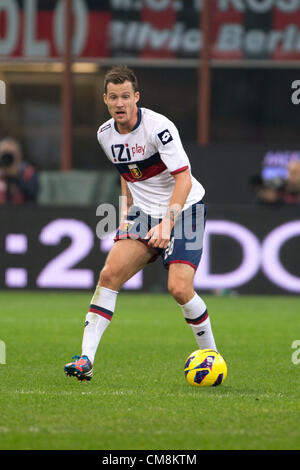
[120, 176, 133, 223]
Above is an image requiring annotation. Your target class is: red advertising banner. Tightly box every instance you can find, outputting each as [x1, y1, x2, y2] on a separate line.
[1, 0, 300, 61]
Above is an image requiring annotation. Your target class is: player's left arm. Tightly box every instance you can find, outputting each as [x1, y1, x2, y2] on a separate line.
[146, 168, 192, 249]
[166, 168, 192, 223]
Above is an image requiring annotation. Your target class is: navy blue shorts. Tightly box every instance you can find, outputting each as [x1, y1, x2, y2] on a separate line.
[114, 200, 206, 271]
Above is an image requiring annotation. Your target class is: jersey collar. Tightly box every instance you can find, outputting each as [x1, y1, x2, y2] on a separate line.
[114, 107, 142, 134]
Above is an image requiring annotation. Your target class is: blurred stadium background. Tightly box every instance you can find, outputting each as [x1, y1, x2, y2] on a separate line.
[1, 0, 300, 452]
[0, 0, 299, 295]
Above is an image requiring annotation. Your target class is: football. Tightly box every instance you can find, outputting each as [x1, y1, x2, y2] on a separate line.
[184, 349, 227, 387]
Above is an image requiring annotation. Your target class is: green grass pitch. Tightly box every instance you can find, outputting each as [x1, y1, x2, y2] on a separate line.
[0, 291, 299, 450]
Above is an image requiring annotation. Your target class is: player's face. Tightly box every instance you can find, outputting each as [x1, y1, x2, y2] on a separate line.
[104, 81, 140, 132]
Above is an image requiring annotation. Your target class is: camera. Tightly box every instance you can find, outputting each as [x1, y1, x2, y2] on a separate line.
[0, 152, 15, 168]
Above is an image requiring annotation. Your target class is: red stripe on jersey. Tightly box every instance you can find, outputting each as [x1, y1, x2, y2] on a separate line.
[170, 166, 188, 175]
[122, 160, 167, 182]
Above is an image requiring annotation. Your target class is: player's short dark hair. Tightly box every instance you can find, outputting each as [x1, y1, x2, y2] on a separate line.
[104, 65, 138, 94]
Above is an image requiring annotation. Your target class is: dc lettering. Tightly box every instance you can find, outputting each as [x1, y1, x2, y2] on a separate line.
[158, 129, 173, 145]
[111, 144, 131, 162]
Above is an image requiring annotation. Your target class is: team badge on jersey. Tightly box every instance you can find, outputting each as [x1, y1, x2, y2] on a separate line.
[128, 163, 142, 179]
[158, 129, 173, 145]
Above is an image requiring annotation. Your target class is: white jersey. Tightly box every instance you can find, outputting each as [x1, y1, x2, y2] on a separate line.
[97, 107, 205, 218]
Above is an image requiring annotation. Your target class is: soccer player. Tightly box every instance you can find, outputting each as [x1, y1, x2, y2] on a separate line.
[64, 66, 217, 381]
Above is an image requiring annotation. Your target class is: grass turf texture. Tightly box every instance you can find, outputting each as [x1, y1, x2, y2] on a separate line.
[0, 292, 299, 450]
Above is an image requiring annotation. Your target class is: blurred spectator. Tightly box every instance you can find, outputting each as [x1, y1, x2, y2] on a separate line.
[0, 137, 39, 204]
[286, 160, 300, 196]
[250, 150, 300, 204]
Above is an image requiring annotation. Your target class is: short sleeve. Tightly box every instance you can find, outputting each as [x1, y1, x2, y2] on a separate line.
[96, 125, 112, 163]
[97, 127, 103, 148]
[154, 120, 190, 175]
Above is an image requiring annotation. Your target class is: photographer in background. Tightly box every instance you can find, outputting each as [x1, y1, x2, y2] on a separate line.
[250, 150, 300, 205]
[0, 137, 39, 204]
[285, 159, 300, 202]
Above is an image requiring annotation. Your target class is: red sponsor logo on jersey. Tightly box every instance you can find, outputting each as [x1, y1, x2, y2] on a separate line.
[132, 144, 146, 157]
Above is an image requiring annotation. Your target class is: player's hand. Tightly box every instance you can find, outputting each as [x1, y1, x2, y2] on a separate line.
[145, 218, 173, 249]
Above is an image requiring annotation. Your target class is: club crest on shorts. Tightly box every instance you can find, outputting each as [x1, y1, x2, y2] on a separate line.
[119, 221, 133, 232]
[128, 163, 142, 179]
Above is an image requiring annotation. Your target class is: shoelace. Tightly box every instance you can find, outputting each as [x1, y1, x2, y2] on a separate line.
[71, 355, 89, 367]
